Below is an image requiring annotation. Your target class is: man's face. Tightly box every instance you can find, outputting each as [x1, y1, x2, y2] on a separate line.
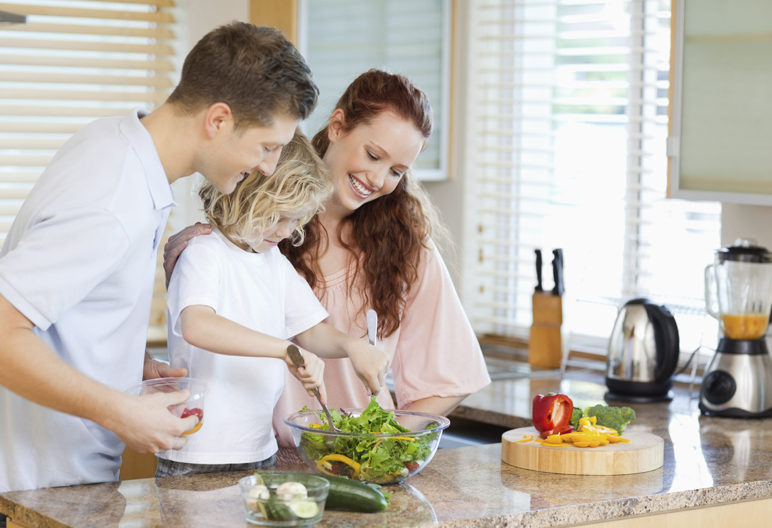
[201, 113, 298, 194]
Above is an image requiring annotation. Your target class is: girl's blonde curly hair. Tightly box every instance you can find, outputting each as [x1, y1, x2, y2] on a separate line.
[198, 130, 332, 250]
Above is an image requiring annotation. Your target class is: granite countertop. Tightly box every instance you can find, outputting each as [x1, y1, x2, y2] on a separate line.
[3, 363, 772, 527]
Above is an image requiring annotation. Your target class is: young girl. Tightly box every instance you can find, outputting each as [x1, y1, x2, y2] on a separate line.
[159, 130, 387, 477]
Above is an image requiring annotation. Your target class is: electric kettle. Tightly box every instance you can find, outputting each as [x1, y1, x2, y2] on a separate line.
[605, 298, 680, 403]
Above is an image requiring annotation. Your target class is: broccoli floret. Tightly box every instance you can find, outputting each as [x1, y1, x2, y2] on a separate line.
[569, 407, 583, 429]
[582, 404, 637, 434]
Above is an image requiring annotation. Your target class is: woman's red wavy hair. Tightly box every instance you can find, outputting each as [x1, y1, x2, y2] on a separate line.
[280, 69, 434, 338]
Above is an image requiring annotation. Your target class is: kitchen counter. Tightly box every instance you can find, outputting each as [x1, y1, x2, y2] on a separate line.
[3, 363, 772, 527]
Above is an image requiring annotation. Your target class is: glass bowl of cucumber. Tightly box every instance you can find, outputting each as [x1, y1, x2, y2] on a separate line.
[239, 472, 329, 526]
[284, 400, 450, 485]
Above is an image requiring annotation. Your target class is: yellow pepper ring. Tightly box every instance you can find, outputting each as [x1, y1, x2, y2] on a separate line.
[181, 421, 202, 436]
[316, 454, 361, 478]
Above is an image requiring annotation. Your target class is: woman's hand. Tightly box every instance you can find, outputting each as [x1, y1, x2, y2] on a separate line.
[345, 339, 389, 395]
[163, 222, 212, 287]
[285, 347, 328, 403]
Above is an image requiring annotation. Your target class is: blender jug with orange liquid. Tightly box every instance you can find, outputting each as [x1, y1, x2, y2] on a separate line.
[701, 239, 772, 417]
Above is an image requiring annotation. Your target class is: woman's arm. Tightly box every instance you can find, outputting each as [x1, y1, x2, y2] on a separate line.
[402, 394, 467, 416]
[294, 322, 388, 395]
[163, 223, 212, 287]
[390, 243, 491, 409]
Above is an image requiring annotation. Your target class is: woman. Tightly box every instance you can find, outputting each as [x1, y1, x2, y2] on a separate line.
[165, 70, 490, 450]
[271, 69, 489, 448]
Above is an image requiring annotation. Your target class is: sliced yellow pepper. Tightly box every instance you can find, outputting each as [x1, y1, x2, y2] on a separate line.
[537, 416, 631, 448]
[316, 454, 361, 478]
[536, 439, 567, 446]
[515, 434, 533, 443]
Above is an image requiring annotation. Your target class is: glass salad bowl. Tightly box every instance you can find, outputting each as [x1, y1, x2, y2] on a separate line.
[284, 402, 450, 485]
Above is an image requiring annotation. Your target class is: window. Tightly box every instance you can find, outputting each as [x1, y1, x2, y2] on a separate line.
[467, 0, 721, 358]
[297, 0, 450, 181]
[0, 0, 179, 341]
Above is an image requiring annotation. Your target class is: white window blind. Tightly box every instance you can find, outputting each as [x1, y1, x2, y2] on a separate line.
[468, 0, 721, 356]
[0, 0, 178, 341]
[298, 0, 450, 181]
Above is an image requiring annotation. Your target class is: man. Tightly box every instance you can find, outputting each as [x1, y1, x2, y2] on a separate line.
[0, 22, 318, 492]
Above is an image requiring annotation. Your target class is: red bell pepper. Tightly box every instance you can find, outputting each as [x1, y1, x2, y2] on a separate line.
[532, 393, 574, 438]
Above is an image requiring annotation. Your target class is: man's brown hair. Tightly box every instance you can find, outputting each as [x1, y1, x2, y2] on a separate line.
[167, 22, 318, 129]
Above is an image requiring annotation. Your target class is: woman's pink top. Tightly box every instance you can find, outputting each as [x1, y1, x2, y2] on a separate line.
[272, 240, 491, 446]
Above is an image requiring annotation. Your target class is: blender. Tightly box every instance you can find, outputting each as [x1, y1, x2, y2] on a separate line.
[701, 239, 772, 417]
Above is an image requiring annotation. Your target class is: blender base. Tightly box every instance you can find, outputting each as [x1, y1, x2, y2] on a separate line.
[699, 403, 772, 418]
[604, 390, 673, 404]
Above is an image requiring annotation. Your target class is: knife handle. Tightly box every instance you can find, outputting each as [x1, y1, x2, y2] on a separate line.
[535, 249, 543, 292]
[551, 248, 564, 296]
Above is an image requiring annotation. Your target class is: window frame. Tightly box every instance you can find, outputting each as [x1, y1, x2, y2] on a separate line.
[296, 0, 453, 182]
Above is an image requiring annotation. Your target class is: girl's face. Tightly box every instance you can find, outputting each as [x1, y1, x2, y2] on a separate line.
[323, 109, 425, 214]
[248, 210, 309, 254]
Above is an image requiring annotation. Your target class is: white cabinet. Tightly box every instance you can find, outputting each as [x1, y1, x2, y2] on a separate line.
[669, 0, 772, 204]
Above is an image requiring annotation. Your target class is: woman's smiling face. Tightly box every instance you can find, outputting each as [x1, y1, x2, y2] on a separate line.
[323, 109, 426, 214]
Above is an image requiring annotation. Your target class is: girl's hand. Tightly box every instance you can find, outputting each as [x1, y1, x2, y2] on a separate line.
[345, 339, 389, 395]
[286, 347, 328, 403]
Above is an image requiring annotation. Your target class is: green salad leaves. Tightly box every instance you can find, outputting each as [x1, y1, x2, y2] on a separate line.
[298, 397, 437, 484]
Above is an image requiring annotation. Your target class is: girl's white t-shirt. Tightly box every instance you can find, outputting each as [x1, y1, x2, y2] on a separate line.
[165, 230, 327, 464]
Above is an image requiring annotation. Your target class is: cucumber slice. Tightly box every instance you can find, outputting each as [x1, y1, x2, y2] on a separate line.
[289, 499, 319, 519]
[263, 499, 293, 521]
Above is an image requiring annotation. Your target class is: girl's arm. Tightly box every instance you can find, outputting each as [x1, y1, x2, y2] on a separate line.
[180, 305, 327, 401]
[294, 323, 388, 395]
[181, 305, 290, 360]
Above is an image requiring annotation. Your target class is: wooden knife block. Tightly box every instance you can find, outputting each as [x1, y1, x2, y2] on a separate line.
[528, 292, 563, 369]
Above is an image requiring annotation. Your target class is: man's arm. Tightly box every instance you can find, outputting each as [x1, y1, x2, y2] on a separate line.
[143, 350, 187, 380]
[0, 294, 197, 453]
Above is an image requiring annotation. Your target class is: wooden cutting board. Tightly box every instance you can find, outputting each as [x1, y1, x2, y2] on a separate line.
[501, 427, 664, 475]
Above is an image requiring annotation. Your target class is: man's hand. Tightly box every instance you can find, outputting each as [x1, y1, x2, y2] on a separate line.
[163, 222, 212, 287]
[143, 351, 186, 380]
[103, 390, 199, 453]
